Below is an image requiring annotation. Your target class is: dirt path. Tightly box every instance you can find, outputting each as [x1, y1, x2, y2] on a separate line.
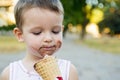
[56, 35, 120, 80]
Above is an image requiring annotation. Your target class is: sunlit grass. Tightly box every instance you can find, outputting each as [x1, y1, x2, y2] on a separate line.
[0, 36, 25, 53]
[75, 37, 120, 54]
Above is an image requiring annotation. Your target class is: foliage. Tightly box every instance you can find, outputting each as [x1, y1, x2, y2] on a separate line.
[98, 0, 120, 35]
[61, 0, 86, 25]
[99, 10, 120, 35]
[0, 24, 16, 31]
[61, 0, 88, 39]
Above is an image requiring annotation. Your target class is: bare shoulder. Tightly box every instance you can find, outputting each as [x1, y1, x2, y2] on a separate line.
[0, 66, 10, 80]
[69, 63, 79, 80]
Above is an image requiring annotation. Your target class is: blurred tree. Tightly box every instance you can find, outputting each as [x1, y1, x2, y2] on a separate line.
[61, 0, 120, 38]
[0, 24, 15, 31]
[98, 0, 120, 36]
[61, 0, 89, 39]
[61, 0, 104, 39]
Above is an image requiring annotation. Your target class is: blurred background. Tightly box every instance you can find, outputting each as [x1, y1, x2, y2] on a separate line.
[0, 0, 120, 80]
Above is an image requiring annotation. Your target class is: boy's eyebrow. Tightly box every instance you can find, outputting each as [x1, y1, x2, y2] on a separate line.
[29, 26, 42, 30]
[53, 24, 62, 28]
[29, 24, 62, 30]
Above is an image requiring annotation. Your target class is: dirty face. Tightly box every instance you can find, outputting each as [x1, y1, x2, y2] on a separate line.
[20, 8, 63, 58]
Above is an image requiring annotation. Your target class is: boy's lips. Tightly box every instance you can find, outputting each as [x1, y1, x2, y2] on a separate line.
[40, 45, 56, 51]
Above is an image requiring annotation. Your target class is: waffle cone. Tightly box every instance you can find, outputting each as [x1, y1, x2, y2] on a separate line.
[34, 56, 62, 80]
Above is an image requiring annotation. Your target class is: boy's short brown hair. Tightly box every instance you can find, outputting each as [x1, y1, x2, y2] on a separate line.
[14, 0, 64, 30]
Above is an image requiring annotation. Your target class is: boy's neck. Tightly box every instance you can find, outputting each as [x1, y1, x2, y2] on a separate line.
[23, 53, 43, 63]
[21, 53, 43, 72]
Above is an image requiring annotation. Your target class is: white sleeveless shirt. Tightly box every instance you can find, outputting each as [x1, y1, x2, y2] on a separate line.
[9, 59, 70, 80]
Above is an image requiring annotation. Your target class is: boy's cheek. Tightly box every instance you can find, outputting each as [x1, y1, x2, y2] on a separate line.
[57, 40, 62, 49]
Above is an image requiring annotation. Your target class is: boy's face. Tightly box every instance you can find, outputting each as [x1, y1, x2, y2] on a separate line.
[14, 8, 63, 58]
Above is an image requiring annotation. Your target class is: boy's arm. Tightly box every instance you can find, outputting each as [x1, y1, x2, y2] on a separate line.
[69, 64, 79, 80]
[0, 66, 9, 80]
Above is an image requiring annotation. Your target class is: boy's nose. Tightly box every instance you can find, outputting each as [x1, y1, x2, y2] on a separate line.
[43, 33, 53, 43]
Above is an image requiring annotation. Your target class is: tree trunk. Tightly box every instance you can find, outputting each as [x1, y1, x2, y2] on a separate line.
[80, 18, 89, 40]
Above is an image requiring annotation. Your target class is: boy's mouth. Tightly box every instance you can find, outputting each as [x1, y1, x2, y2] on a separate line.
[39, 45, 56, 53]
[41, 45, 56, 51]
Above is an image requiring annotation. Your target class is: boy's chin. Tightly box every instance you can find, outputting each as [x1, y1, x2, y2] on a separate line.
[42, 51, 55, 56]
[37, 51, 55, 58]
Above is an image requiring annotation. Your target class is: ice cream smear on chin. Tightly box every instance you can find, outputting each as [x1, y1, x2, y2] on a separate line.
[34, 55, 63, 80]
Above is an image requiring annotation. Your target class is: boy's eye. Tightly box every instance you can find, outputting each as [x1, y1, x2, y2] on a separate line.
[33, 32, 41, 35]
[52, 27, 61, 34]
[52, 30, 60, 34]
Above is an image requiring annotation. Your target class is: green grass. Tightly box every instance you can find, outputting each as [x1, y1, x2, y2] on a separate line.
[0, 36, 25, 53]
[75, 37, 120, 54]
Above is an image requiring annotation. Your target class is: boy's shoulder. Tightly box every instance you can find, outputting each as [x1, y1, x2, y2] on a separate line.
[0, 60, 21, 80]
[57, 59, 79, 80]
[0, 66, 10, 80]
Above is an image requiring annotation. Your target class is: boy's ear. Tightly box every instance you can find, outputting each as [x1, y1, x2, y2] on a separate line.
[13, 28, 24, 42]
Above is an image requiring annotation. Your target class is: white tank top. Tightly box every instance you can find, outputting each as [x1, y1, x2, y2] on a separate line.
[9, 59, 70, 80]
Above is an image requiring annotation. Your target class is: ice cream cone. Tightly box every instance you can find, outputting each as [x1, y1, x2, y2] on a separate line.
[34, 56, 63, 80]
